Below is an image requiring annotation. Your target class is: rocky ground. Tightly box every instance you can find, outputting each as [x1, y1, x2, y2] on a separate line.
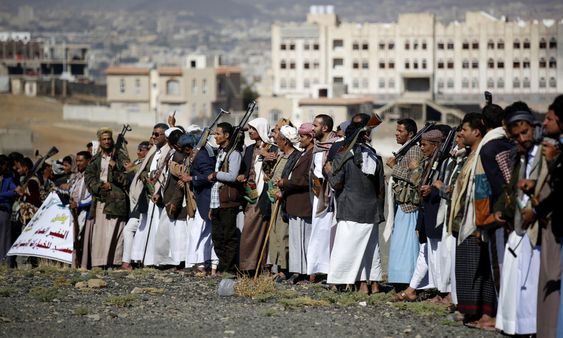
[0, 265, 499, 338]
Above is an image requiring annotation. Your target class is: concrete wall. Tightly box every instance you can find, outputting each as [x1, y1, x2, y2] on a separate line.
[0, 128, 33, 156]
[63, 105, 156, 127]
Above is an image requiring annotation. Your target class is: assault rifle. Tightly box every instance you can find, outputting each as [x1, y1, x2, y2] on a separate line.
[112, 124, 132, 162]
[191, 108, 230, 161]
[422, 128, 456, 185]
[21, 146, 59, 190]
[392, 121, 435, 160]
[224, 101, 256, 161]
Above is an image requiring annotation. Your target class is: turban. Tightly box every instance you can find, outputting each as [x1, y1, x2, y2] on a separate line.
[186, 124, 203, 134]
[338, 120, 351, 133]
[298, 122, 315, 137]
[178, 133, 198, 149]
[96, 127, 113, 140]
[421, 129, 443, 143]
[165, 127, 181, 138]
[280, 125, 300, 148]
[248, 117, 272, 144]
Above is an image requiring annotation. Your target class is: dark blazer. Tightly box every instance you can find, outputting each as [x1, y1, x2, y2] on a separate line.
[191, 146, 216, 222]
[282, 147, 313, 219]
[161, 151, 187, 220]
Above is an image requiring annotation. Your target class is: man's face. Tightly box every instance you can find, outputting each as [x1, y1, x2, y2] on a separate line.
[509, 121, 535, 153]
[182, 146, 193, 157]
[75, 155, 89, 173]
[100, 133, 114, 151]
[312, 117, 325, 140]
[151, 128, 166, 147]
[248, 126, 260, 141]
[43, 165, 53, 179]
[299, 134, 313, 149]
[395, 124, 412, 145]
[275, 134, 287, 149]
[15, 162, 26, 176]
[214, 127, 229, 147]
[270, 127, 280, 140]
[420, 140, 438, 157]
[543, 110, 561, 137]
[63, 161, 72, 174]
[461, 122, 480, 147]
[137, 147, 148, 159]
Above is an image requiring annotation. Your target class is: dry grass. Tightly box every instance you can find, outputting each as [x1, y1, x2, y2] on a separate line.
[105, 294, 139, 307]
[29, 286, 60, 302]
[279, 296, 330, 308]
[0, 287, 17, 297]
[234, 275, 276, 298]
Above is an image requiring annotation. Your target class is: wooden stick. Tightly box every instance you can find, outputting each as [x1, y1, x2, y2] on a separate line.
[254, 200, 280, 280]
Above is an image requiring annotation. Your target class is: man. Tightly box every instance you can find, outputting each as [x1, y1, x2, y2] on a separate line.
[128, 123, 171, 267]
[84, 128, 130, 268]
[0, 155, 17, 263]
[238, 118, 277, 273]
[55, 155, 74, 188]
[277, 123, 314, 283]
[208, 122, 242, 274]
[267, 124, 301, 281]
[326, 114, 384, 294]
[449, 113, 496, 329]
[494, 109, 544, 335]
[521, 95, 563, 337]
[307, 114, 338, 280]
[385, 118, 422, 288]
[68, 151, 92, 268]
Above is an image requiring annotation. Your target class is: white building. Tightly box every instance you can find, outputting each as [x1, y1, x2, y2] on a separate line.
[261, 6, 562, 125]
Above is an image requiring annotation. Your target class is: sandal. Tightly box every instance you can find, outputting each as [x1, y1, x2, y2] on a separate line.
[395, 291, 416, 302]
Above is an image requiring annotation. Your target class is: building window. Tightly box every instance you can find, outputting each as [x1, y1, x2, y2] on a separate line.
[217, 79, 225, 95]
[549, 57, 557, 68]
[539, 38, 547, 49]
[487, 78, 494, 88]
[389, 78, 395, 88]
[447, 59, 454, 69]
[523, 39, 530, 49]
[353, 60, 359, 69]
[539, 77, 546, 88]
[523, 77, 531, 88]
[388, 60, 395, 69]
[269, 109, 282, 126]
[487, 40, 495, 49]
[362, 41, 369, 50]
[333, 39, 343, 49]
[472, 40, 479, 49]
[462, 59, 469, 69]
[378, 41, 385, 50]
[549, 77, 557, 88]
[191, 79, 197, 94]
[513, 59, 520, 69]
[333, 77, 344, 84]
[304, 79, 310, 89]
[119, 78, 125, 93]
[472, 78, 479, 88]
[202, 79, 207, 94]
[379, 60, 385, 69]
[437, 60, 444, 69]
[497, 40, 505, 49]
[497, 60, 504, 69]
[488, 58, 495, 69]
[379, 78, 385, 88]
[352, 79, 359, 89]
[523, 58, 530, 69]
[361, 78, 369, 88]
[404, 40, 410, 50]
[472, 59, 479, 69]
[514, 39, 520, 49]
[135, 78, 141, 94]
[166, 79, 179, 95]
[280, 44, 286, 50]
[413, 40, 419, 50]
[447, 79, 454, 88]
[353, 41, 359, 50]
[304, 43, 310, 50]
[388, 41, 395, 50]
[422, 59, 427, 69]
[549, 37, 557, 49]
[447, 41, 454, 49]
[289, 43, 295, 50]
[437, 41, 444, 50]
[497, 78, 505, 89]
[405, 60, 410, 69]
[313, 43, 319, 50]
[437, 79, 444, 89]
[413, 60, 418, 69]
[422, 40, 427, 50]
[362, 60, 369, 69]
[333, 58, 343, 68]
[462, 41, 470, 50]
[304, 61, 310, 69]
[513, 77, 520, 88]
[280, 79, 287, 89]
[280, 60, 287, 69]
[462, 78, 469, 88]
[539, 58, 547, 68]
[289, 61, 295, 69]
[289, 79, 296, 89]
[313, 60, 320, 69]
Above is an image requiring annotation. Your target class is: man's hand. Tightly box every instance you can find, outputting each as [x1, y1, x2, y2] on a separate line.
[324, 161, 333, 175]
[386, 157, 397, 168]
[180, 173, 192, 183]
[167, 203, 177, 215]
[542, 140, 560, 162]
[521, 208, 536, 228]
[151, 193, 161, 204]
[208, 172, 217, 182]
[168, 111, 176, 127]
[432, 180, 444, 190]
[275, 191, 283, 200]
[236, 174, 247, 183]
[494, 211, 507, 224]
[101, 182, 112, 191]
[70, 198, 78, 210]
[517, 179, 536, 195]
[15, 186, 24, 196]
[264, 152, 278, 162]
[208, 209, 213, 221]
[275, 178, 284, 188]
[420, 185, 432, 197]
[109, 159, 117, 169]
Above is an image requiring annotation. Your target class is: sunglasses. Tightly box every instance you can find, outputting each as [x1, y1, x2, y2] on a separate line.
[152, 132, 164, 137]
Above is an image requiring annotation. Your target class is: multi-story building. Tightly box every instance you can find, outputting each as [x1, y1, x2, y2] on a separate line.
[261, 6, 561, 125]
[105, 55, 242, 127]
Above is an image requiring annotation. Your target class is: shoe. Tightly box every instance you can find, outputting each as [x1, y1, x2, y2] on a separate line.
[394, 291, 416, 302]
[286, 273, 299, 285]
[273, 274, 286, 283]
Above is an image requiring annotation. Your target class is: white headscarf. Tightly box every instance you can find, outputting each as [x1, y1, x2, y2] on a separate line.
[280, 125, 300, 149]
[248, 118, 272, 145]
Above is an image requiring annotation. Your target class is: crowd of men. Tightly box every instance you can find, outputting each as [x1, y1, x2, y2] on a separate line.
[0, 94, 562, 335]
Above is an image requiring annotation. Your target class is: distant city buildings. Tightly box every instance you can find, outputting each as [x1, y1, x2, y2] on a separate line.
[258, 6, 562, 125]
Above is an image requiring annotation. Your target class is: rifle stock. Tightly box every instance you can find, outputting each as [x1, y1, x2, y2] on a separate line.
[393, 122, 435, 160]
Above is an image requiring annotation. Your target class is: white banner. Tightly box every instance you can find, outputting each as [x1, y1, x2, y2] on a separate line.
[8, 192, 74, 264]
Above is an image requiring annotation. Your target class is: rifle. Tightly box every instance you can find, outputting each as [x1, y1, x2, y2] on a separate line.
[392, 122, 435, 160]
[191, 108, 230, 161]
[484, 91, 493, 105]
[112, 124, 132, 162]
[223, 101, 257, 165]
[21, 146, 59, 191]
[422, 128, 456, 186]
